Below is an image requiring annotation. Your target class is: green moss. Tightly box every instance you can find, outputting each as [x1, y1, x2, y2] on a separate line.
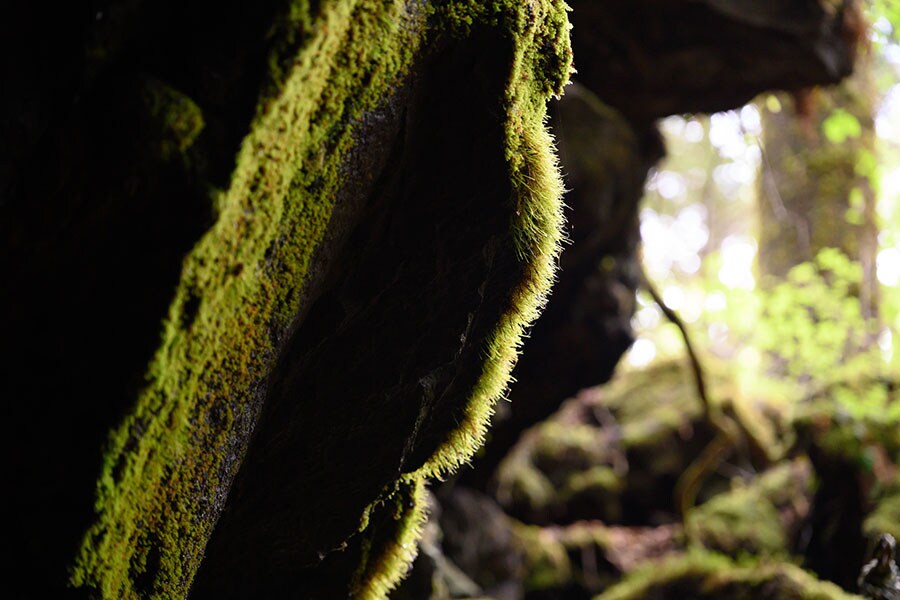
[70, 1, 427, 596]
[865, 477, 900, 540]
[595, 550, 862, 600]
[516, 523, 575, 590]
[352, 476, 430, 600]
[563, 466, 623, 500]
[418, 0, 572, 479]
[70, 0, 572, 597]
[495, 418, 618, 517]
[604, 361, 704, 448]
[495, 361, 706, 519]
[516, 521, 620, 593]
[686, 487, 788, 557]
[685, 459, 814, 558]
[139, 77, 205, 162]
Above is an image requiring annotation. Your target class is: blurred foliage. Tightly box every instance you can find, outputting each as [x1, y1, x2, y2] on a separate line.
[754, 248, 899, 423]
[870, 0, 900, 39]
[629, 19, 900, 436]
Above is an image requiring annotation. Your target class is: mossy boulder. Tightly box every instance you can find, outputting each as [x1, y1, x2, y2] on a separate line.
[686, 459, 816, 558]
[516, 520, 682, 597]
[595, 551, 863, 600]
[794, 399, 900, 588]
[495, 361, 725, 525]
[866, 477, 900, 542]
[4, 1, 572, 598]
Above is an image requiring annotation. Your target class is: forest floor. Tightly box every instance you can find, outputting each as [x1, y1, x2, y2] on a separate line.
[393, 359, 900, 600]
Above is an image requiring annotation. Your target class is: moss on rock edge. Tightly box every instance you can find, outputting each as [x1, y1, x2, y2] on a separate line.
[69, 0, 572, 598]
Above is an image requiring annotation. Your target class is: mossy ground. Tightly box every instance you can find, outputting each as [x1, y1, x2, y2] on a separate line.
[494, 360, 726, 524]
[685, 459, 815, 558]
[595, 550, 862, 600]
[414, 355, 892, 599]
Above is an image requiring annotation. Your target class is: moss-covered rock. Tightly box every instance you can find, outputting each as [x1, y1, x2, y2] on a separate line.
[794, 399, 900, 588]
[866, 478, 900, 542]
[595, 550, 863, 600]
[686, 459, 815, 558]
[495, 361, 724, 525]
[463, 84, 664, 489]
[516, 520, 681, 596]
[43, 0, 574, 598]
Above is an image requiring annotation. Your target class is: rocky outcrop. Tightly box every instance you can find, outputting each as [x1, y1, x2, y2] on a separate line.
[4, 1, 571, 597]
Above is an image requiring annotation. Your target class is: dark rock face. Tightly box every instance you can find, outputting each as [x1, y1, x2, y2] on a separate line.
[568, 0, 859, 124]
[191, 27, 560, 598]
[3, 1, 288, 594]
[460, 83, 662, 489]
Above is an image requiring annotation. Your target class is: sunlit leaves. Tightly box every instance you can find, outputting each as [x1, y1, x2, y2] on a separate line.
[869, 0, 900, 40]
[750, 249, 896, 424]
[823, 108, 863, 144]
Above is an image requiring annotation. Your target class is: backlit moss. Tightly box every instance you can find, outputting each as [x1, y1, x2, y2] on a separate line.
[419, 0, 572, 479]
[70, 0, 573, 598]
[352, 476, 429, 600]
[70, 1, 427, 596]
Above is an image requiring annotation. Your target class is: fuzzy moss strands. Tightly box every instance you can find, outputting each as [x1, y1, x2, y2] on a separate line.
[351, 476, 430, 600]
[420, 0, 572, 479]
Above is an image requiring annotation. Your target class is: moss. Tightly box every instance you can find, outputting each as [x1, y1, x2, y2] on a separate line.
[138, 77, 205, 162]
[516, 523, 575, 590]
[603, 361, 705, 448]
[865, 478, 900, 540]
[495, 419, 620, 519]
[563, 466, 623, 501]
[685, 459, 815, 558]
[516, 521, 622, 593]
[686, 486, 788, 557]
[352, 476, 430, 600]
[595, 550, 862, 600]
[70, 0, 572, 597]
[417, 0, 572, 479]
[796, 398, 900, 472]
[70, 1, 428, 596]
[495, 361, 719, 522]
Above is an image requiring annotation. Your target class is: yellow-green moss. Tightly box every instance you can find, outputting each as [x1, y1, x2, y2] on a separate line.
[70, 0, 573, 597]
[865, 477, 900, 540]
[70, 1, 427, 596]
[139, 77, 205, 162]
[494, 420, 622, 517]
[595, 550, 862, 600]
[516, 523, 576, 590]
[352, 476, 430, 600]
[418, 0, 572, 479]
[685, 459, 814, 558]
[686, 486, 788, 557]
[515, 521, 617, 593]
[71, 1, 572, 597]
